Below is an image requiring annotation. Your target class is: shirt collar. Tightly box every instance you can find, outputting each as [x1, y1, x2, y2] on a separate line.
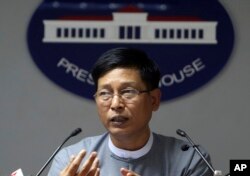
[108, 132, 153, 159]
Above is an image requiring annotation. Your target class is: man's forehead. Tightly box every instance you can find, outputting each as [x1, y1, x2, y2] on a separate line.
[96, 68, 144, 87]
[98, 80, 139, 89]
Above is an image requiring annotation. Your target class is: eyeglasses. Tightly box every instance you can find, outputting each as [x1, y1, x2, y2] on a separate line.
[94, 88, 151, 105]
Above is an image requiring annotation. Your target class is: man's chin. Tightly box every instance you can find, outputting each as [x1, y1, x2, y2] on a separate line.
[108, 128, 132, 139]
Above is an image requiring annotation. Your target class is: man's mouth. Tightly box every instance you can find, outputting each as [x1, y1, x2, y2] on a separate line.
[110, 116, 129, 126]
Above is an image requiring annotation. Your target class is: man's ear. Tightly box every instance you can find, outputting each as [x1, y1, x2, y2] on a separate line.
[150, 88, 161, 111]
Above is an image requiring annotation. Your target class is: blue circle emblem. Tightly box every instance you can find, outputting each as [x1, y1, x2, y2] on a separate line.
[27, 1, 234, 102]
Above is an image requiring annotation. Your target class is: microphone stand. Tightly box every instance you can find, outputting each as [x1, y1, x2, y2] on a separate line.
[35, 128, 82, 176]
[176, 129, 224, 176]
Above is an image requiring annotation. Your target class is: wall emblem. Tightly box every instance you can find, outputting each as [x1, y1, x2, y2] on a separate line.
[27, 1, 234, 101]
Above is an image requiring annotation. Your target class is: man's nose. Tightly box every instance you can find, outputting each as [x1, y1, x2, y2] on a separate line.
[110, 94, 124, 110]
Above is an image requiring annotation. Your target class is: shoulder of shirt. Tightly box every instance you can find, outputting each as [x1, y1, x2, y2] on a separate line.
[152, 132, 186, 146]
[61, 132, 109, 156]
[152, 132, 210, 157]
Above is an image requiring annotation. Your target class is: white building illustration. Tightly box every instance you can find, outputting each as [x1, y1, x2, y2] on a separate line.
[43, 12, 217, 44]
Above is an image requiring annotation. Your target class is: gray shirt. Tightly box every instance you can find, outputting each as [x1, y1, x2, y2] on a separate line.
[47, 132, 213, 176]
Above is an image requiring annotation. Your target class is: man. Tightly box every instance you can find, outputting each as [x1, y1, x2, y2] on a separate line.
[48, 48, 213, 176]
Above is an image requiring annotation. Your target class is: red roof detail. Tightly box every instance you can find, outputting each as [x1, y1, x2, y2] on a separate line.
[118, 5, 143, 13]
[58, 13, 202, 22]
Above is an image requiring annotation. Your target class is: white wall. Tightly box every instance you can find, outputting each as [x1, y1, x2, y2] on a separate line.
[0, 0, 250, 175]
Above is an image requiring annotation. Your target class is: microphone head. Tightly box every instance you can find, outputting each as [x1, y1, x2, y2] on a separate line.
[176, 129, 186, 137]
[70, 128, 82, 137]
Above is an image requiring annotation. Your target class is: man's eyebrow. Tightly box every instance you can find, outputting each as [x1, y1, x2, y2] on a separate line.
[97, 84, 111, 90]
[119, 82, 138, 86]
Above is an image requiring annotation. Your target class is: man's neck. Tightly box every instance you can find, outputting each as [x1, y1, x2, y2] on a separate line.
[109, 129, 151, 151]
[108, 132, 153, 159]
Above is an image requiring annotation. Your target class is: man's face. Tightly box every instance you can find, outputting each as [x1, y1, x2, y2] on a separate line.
[95, 68, 161, 140]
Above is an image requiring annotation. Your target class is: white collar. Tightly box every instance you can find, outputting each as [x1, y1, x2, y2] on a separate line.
[108, 132, 153, 159]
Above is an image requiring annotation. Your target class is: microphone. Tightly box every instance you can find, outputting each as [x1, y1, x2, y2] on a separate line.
[35, 128, 82, 176]
[176, 129, 223, 176]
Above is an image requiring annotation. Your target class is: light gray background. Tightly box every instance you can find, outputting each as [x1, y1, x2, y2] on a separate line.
[1, 1, 250, 175]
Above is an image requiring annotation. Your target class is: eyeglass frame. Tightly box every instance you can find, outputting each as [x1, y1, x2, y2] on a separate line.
[93, 87, 152, 104]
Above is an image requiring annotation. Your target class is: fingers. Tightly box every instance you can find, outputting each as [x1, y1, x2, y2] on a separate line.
[88, 156, 100, 176]
[60, 149, 87, 176]
[61, 155, 76, 173]
[120, 168, 140, 176]
[78, 152, 99, 176]
[94, 168, 100, 176]
[60, 150, 100, 176]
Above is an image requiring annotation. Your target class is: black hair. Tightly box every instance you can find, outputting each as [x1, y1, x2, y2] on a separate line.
[91, 48, 161, 90]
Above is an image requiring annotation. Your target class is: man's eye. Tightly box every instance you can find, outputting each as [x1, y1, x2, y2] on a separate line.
[121, 89, 137, 95]
[99, 91, 111, 96]
[123, 89, 134, 93]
